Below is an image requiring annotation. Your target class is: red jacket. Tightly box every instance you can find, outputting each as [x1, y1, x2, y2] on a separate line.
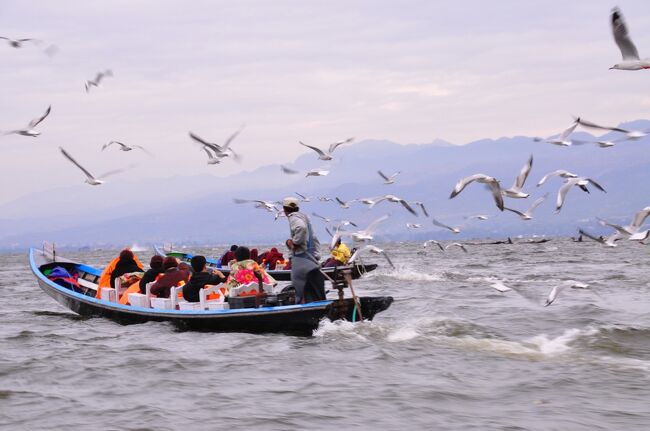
[150, 267, 190, 298]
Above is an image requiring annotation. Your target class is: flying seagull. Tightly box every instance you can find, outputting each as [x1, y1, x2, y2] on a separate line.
[377, 170, 401, 185]
[3, 105, 51, 137]
[445, 243, 468, 253]
[504, 193, 548, 220]
[59, 147, 125, 185]
[370, 194, 418, 216]
[556, 178, 606, 212]
[102, 141, 152, 155]
[545, 281, 589, 306]
[295, 192, 311, 202]
[423, 240, 444, 251]
[335, 215, 389, 243]
[450, 174, 504, 211]
[431, 217, 460, 234]
[189, 127, 243, 162]
[0, 37, 38, 48]
[574, 117, 650, 141]
[534, 120, 579, 146]
[349, 245, 395, 269]
[406, 223, 422, 230]
[233, 198, 279, 212]
[578, 228, 621, 248]
[413, 201, 429, 217]
[335, 197, 356, 209]
[299, 137, 354, 161]
[597, 206, 650, 236]
[536, 170, 578, 187]
[502, 155, 533, 199]
[85, 69, 113, 92]
[609, 7, 650, 71]
[466, 214, 489, 221]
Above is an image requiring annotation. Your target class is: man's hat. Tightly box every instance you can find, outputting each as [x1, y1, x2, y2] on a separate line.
[282, 197, 299, 208]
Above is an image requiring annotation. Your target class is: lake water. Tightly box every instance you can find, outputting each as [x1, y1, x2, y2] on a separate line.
[2, 240, 650, 430]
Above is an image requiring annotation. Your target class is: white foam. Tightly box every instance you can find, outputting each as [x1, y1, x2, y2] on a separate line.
[387, 326, 419, 342]
[526, 327, 596, 355]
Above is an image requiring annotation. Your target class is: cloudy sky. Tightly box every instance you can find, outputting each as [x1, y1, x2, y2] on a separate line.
[0, 1, 648, 204]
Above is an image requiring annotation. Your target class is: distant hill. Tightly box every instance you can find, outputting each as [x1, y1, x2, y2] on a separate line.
[3, 121, 650, 250]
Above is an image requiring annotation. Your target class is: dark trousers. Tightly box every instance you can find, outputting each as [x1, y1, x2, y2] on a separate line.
[301, 269, 326, 303]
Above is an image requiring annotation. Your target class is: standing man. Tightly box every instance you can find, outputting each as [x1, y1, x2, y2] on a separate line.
[283, 197, 326, 304]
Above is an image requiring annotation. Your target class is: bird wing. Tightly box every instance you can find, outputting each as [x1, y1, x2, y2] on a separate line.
[28, 105, 51, 128]
[449, 174, 491, 198]
[487, 180, 505, 211]
[295, 192, 307, 200]
[398, 199, 418, 216]
[328, 137, 353, 154]
[556, 178, 582, 211]
[335, 197, 347, 206]
[558, 120, 579, 141]
[311, 212, 328, 221]
[631, 206, 650, 229]
[597, 217, 632, 236]
[545, 286, 560, 306]
[103, 140, 126, 151]
[59, 147, 96, 181]
[527, 193, 549, 214]
[611, 7, 640, 60]
[503, 207, 526, 218]
[380, 251, 395, 269]
[424, 240, 444, 251]
[365, 215, 389, 235]
[222, 125, 244, 150]
[576, 117, 627, 133]
[189, 132, 223, 152]
[513, 155, 533, 190]
[431, 217, 456, 232]
[131, 145, 154, 156]
[414, 202, 429, 217]
[299, 141, 327, 157]
[585, 178, 606, 193]
[202, 147, 218, 159]
[377, 170, 390, 181]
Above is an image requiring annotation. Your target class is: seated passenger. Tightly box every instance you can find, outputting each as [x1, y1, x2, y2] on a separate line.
[183, 255, 227, 302]
[323, 237, 351, 267]
[150, 256, 191, 298]
[264, 247, 285, 270]
[250, 248, 259, 263]
[219, 244, 238, 267]
[224, 246, 276, 293]
[138, 255, 165, 294]
[110, 249, 144, 288]
[96, 248, 144, 297]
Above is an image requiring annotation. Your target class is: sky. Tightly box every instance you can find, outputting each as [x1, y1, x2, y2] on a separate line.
[0, 0, 649, 205]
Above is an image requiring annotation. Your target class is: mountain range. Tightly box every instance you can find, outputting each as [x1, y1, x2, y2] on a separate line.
[3, 119, 650, 250]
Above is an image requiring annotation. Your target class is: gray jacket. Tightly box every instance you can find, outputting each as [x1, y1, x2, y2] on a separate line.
[288, 212, 321, 261]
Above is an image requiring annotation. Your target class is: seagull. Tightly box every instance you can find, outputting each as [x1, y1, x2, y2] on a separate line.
[502, 155, 533, 199]
[189, 127, 243, 162]
[609, 7, 650, 71]
[59, 147, 125, 185]
[378, 170, 401, 185]
[578, 228, 621, 248]
[545, 281, 589, 306]
[349, 244, 395, 269]
[537, 170, 578, 187]
[445, 243, 467, 253]
[102, 141, 152, 155]
[299, 137, 354, 161]
[3, 105, 51, 137]
[556, 178, 606, 212]
[336, 215, 389, 243]
[449, 174, 504, 211]
[85, 69, 113, 92]
[597, 206, 650, 236]
[233, 198, 279, 212]
[534, 120, 579, 146]
[431, 217, 460, 234]
[406, 223, 422, 230]
[0, 37, 38, 48]
[423, 240, 444, 251]
[466, 214, 489, 221]
[574, 117, 649, 141]
[312, 212, 332, 223]
[335, 197, 356, 209]
[504, 193, 548, 220]
[295, 192, 311, 202]
[318, 196, 333, 202]
[413, 201, 429, 217]
[370, 194, 418, 216]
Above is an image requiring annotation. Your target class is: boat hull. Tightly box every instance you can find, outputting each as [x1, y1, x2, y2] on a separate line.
[30, 249, 392, 336]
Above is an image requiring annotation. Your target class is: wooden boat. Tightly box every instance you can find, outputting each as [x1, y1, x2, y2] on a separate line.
[29, 247, 393, 336]
[153, 245, 377, 281]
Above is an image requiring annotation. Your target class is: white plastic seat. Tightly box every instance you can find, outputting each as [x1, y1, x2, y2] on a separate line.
[228, 282, 260, 298]
[170, 285, 187, 310]
[200, 284, 229, 310]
